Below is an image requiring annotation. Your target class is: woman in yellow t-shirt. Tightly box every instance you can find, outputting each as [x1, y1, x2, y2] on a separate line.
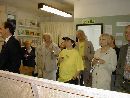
[58, 35, 84, 85]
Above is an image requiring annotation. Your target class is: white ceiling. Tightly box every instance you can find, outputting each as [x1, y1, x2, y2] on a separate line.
[3, 0, 74, 17]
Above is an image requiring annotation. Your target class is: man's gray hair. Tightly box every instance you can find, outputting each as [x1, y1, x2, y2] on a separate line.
[76, 30, 84, 33]
[76, 29, 87, 40]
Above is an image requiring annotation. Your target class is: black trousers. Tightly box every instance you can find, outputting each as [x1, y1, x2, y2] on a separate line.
[79, 73, 84, 86]
[121, 79, 130, 93]
[65, 78, 79, 85]
[56, 67, 59, 80]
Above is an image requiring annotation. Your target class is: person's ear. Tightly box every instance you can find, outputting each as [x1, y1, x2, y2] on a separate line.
[5, 28, 10, 34]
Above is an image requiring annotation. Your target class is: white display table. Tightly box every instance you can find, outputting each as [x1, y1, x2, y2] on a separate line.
[0, 70, 129, 98]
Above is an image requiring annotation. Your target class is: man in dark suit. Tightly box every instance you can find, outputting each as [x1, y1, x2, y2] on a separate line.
[116, 25, 130, 93]
[0, 21, 22, 73]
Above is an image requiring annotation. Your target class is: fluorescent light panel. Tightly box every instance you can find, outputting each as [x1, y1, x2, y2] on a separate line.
[39, 3, 72, 17]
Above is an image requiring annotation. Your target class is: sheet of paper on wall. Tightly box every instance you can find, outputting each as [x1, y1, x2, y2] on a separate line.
[116, 22, 130, 26]
[116, 33, 123, 37]
[115, 40, 123, 46]
[104, 25, 112, 35]
[123, 41, 128, 45]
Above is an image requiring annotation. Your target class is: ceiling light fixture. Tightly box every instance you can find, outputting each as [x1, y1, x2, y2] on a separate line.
[38, 3, 72, 17]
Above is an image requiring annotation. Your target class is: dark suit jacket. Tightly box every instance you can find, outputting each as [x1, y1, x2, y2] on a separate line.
[21, 46, 36, 67]
[116, 44, 129, 91]
[112, 46, 120, 75]
[0, 36, 22, 73]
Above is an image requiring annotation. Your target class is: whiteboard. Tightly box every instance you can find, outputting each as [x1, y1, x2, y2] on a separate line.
[76, 24, 103, 51]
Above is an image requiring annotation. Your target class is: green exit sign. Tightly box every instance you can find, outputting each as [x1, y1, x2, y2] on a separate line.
[82, 18, 95, 24]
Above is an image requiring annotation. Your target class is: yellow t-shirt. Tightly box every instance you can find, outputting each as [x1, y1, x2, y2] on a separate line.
[78, 42, 86, 68]
[58, 49, 84, 82]
[79, 42, 85, 57]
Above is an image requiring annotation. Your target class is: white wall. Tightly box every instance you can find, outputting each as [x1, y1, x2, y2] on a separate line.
[0, 5, 6, 23]
[40, 16, 73, 22]
[6, 5, 40, 22]
[0, 5, 6, 51]
[41, 22, 74, 44]
[74, 0, 130, 18]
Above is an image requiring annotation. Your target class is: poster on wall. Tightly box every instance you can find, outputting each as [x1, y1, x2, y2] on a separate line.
[104, 25, 112, 35]
[76, 23, 103, 51]
[116, 32, 123, 37]
[116, 22, 130, 26]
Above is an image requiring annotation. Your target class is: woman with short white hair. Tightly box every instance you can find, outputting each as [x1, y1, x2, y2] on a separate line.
[91, 34, 117, 90]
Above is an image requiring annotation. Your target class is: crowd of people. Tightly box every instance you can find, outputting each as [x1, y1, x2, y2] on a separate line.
[0, 20, 130, 93]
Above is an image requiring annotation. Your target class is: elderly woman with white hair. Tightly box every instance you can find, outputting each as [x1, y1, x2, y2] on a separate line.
[91, 34, 117, 90]
[36, 33, 60, 81]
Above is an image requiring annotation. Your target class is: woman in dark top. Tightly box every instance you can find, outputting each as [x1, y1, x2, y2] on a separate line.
[110, 35, 120, 59]
[109, 35, 120, 90]
[21, 40, 36, 76]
